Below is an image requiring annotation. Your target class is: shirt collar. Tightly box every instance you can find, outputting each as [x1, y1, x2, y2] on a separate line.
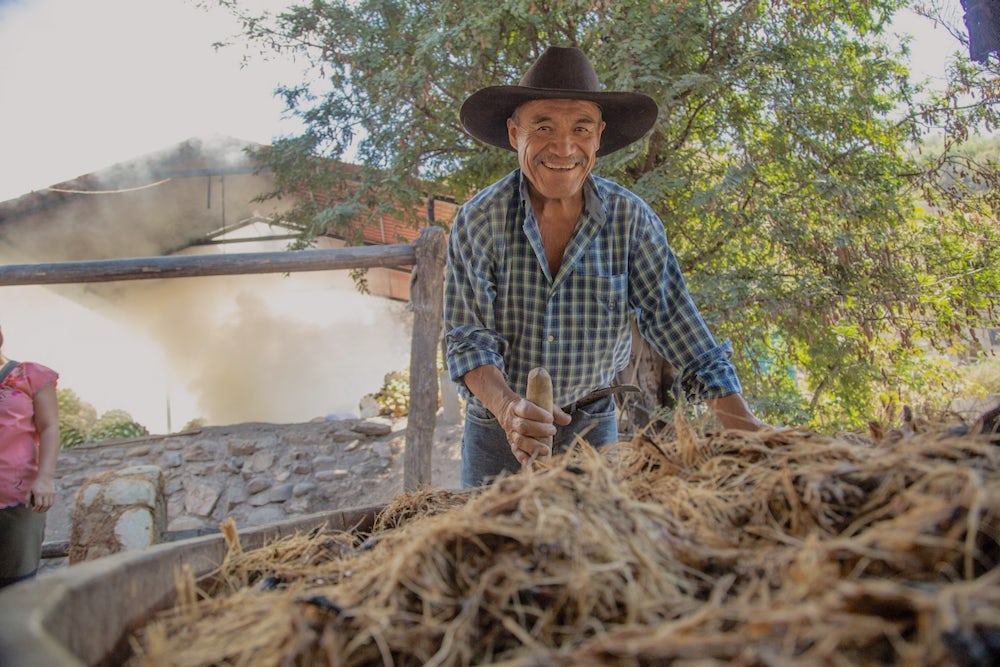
[515, 170, 607, 226]
[582, 174, 606, 226]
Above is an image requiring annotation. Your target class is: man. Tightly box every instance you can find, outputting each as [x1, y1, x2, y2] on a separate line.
[446, 46, 764, 487]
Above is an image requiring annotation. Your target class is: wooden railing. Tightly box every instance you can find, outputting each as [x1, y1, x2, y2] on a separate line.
[0, 226, 447, 492]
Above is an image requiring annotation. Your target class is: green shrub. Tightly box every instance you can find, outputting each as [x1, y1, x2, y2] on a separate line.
[365, 353, 448, 419]
[89, 422, 149, 441]
[369, 370, 411, 418]
[59, 428, 86, 449]
[56, 388, 150, 446]
[181, 418, 206, 431]
[57, 389, 96, 448]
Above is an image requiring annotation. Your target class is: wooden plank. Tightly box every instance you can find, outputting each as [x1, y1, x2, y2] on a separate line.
[404, 227, 446, 492]
[0, 245, 416, 285]
[0, 506, 383, 667]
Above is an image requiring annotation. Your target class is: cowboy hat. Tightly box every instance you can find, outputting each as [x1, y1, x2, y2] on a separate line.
[460, 46, 659, 157]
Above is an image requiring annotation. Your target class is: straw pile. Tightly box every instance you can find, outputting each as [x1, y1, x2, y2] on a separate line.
[129, 408, 1000, 666]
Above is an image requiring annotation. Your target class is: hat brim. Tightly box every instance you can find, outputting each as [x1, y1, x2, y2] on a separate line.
[460, 86, 659, 157]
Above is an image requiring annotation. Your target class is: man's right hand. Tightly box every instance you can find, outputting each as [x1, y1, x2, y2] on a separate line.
[497, 396, 561, 465]
[462, 364, 571, 465]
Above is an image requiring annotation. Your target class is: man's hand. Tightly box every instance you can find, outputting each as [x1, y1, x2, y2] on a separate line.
[708, 393, 768, 431]
[462, 364, 572, 466]
[496, 397, 571, 465]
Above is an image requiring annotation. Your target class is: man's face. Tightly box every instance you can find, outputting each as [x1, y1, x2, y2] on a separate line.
[507, 98, 605, 204]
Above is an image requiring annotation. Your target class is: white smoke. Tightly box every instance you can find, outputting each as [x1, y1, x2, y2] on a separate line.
[2, 252, 413, 432]
[111, 255, 413, 429]
[2, 154, 420, 437]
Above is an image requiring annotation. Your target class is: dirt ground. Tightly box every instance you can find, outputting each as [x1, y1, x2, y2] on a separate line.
[392, 413, 465, 492]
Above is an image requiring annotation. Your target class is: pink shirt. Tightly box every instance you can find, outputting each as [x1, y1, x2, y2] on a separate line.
[0, 362, 58, 508]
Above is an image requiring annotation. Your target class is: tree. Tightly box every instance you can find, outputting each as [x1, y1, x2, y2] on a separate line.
[57, 388, 96, 448]
[57, 388, 149, 447]
[209, 0, 1000, 429]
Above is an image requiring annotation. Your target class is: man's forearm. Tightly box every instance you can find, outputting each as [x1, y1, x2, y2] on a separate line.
[462, 364, 519, 418]
[707, 393, 765, 431]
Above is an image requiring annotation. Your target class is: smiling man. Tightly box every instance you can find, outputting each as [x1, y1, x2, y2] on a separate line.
[446, 46, 764, 488]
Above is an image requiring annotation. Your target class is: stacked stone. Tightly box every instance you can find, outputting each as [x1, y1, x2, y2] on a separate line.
[69, 465, 166, 562]
[49, 417, 400, 555]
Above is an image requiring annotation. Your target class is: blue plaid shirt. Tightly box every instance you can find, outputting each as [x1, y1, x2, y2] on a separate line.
[445, 169, 742, 411]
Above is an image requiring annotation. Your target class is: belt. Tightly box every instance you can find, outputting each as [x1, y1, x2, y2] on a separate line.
[561, 385, 641, 414]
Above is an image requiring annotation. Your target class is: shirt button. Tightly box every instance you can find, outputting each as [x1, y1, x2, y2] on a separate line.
[547, 335, 555, 342]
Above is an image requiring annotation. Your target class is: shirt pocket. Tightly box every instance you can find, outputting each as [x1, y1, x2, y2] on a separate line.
[568, 271, 628, 336]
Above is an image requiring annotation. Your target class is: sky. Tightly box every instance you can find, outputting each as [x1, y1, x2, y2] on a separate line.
[0, 0, 974, 433]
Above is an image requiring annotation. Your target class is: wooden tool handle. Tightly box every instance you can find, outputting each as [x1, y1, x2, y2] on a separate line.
[526, 367, 554, 449]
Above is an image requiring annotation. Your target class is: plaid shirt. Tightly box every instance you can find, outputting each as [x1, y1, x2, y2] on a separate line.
[445, 169, 742, 411]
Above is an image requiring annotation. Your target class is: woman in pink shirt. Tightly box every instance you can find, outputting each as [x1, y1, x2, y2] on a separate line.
[0, 323, 60, 588]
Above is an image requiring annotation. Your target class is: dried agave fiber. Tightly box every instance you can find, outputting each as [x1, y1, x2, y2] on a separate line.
[129, 417, 1000, 666]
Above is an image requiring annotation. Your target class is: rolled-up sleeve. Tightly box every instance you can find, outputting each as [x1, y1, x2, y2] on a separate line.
[444, 205, 507, 391]
[671, 339, 742, 401]
[628, 205, 742, 401]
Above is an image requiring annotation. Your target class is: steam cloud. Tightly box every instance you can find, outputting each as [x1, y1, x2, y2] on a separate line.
[116, 269, 411, 428]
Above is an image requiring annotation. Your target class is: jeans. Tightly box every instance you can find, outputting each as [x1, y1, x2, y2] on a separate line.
[461, 395, 619, 488]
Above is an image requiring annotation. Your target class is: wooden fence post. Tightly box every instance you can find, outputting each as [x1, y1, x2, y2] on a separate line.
[404, 226, 447, 491]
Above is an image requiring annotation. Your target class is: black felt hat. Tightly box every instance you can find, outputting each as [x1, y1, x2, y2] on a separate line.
[460, 46, 659, 157]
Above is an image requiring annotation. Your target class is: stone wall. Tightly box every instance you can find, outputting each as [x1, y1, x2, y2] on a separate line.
[69, 465, 167, 562]
[46, 416, 429, 553]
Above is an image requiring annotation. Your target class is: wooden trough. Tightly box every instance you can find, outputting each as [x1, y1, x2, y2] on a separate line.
[0, 505, 383, 667]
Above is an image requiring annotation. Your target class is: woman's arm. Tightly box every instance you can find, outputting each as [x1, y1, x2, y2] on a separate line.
[30, 383, 60, 512]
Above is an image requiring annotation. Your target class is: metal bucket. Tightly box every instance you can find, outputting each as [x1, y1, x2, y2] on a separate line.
[0, 505, 382, 667]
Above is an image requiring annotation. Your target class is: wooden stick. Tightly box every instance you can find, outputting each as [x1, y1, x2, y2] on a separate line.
[527, 367, 554, 451]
